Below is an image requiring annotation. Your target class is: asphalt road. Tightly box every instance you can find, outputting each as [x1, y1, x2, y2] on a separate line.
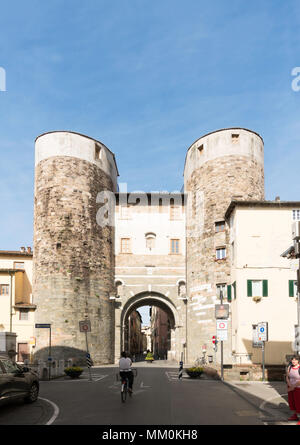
[0, 365, 267, 426]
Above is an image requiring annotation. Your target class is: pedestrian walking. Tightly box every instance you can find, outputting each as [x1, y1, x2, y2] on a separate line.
[286, 355, 300, 423]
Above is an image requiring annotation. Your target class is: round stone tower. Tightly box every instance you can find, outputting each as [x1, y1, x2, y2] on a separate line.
[184, 128, 264, 363]
[33, 131, 118, 365]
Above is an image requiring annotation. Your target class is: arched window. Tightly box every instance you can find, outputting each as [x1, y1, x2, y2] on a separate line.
[178, 281, 186, 297]
[115, 280, 123, 297]
[145, 232, 156, 250]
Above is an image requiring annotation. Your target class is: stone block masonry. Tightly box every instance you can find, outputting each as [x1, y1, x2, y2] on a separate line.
[184, 129, 265, 364]
[33, 132, 117, 365]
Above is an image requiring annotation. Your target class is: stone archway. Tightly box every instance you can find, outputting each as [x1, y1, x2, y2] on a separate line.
[115, 291, 183, 363]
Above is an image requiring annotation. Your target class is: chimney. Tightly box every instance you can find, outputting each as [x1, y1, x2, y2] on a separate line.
[20, 247, 26, 253]
[275, 196, 280, 202]
[27, 247, 32, 254]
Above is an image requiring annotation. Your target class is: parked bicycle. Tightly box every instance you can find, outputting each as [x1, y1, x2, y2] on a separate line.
[195, 356, 207, 367]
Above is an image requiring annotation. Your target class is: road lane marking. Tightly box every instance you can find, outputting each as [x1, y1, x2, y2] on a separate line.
[38, 397, 60, 425]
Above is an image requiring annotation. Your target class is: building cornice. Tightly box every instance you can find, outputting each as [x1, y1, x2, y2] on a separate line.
[225, 200, 300, 220]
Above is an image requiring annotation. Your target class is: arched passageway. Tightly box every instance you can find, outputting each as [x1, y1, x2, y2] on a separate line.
[116, 291, 183, 363]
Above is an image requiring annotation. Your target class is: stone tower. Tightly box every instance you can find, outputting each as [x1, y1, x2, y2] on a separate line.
[184, 128, 264, 363]
[33, 131, 118, 364]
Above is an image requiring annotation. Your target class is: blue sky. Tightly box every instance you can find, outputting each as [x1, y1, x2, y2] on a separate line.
[0, 0, 300, 251]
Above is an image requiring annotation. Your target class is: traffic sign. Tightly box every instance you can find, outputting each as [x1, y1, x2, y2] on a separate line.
[257, 322, 268, 342]
[35, 324, 51, 328]
[79, 320, 91, 333]
[252, 324, 263, 348]
[217, 320, 228, 341]
[215, 304, 230, 319]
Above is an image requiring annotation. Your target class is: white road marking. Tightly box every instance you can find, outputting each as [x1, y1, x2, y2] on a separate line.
[38, 397, 60, 425]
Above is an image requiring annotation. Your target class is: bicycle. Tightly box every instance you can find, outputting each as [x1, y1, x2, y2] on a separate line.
[117, 368, 137, 403]
[195, 356, 207, 367]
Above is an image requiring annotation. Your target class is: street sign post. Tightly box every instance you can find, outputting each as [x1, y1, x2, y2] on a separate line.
[252, 324, 263, 348]
[215, 304, 230, 319]
[35, 323, 51, 380]
[257, 322, 268, 381]
[79, 319, 92, 381]
[216, 320, 228, 341]
[216, 290, 228, 381]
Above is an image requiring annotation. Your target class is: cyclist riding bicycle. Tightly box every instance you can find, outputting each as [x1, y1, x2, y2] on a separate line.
[119, 351, 134, 394]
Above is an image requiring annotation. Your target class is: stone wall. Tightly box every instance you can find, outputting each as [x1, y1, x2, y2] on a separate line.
[33, 148, 116, 364]
[184, 129, 265, 364]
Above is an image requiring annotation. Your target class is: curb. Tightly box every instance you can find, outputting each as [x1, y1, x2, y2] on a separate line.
[221, 380, 272, 416]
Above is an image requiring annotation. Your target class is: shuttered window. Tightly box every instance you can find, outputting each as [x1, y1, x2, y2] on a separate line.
[232, 281, 236, 300]
[227, 285, 232, 302]
[247, 280, 268, 297]
[289, 280, 298, 297]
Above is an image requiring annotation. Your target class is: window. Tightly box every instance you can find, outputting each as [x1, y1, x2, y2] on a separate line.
[19, 310, 29, 321]
[170, 239, 180, 254]
[216, 247, 226, 260]
[198, 144, 204, 153]
[145, 233, 156, 250]
[95, 145, 102, 160]
[232, 281, 236, 300]
[247, 280, 268, 297]
[178, 281, 186, 297]
[120, 206, 130, 219]
[215, 221, 225, 232]
[289, 280, 298, 297]
[0, 285, 9, 296]
[14, 262, 24, 270]
[216, 283, 227, 299]
[1, 359, 19, 374]
[115, 281, 123, 297]
[17, 343, 29, 362]
[170, 205, 181, 220]
[293, 210, 300, 221]
[121, 238, 131, 254]
[231, 134, 239, 143]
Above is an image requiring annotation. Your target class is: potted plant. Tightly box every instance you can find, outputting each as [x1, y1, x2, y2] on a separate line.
[64, 366, 83, 379]
[252, 296, 262, 303]
[186, 367, 203, 378]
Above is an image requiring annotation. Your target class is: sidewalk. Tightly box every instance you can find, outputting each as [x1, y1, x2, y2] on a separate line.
[223, 380, 297, 425]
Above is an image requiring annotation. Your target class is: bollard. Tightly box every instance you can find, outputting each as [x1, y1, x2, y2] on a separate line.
[178, 360, 183, 379]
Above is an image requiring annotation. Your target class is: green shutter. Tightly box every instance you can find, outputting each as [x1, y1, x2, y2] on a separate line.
[263, 280, 268, 297]
[227, 285, 232, 302]
[247, 280, 252, 297]
[289, 280, 295, 297]
[233, 281, 236, 300]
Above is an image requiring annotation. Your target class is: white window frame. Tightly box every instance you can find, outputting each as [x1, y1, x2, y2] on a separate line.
[216, 247, 226, 260]
[120, 238, 131, 254]
[216, 283, 227, 300]
[252, 280, 263, 297]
